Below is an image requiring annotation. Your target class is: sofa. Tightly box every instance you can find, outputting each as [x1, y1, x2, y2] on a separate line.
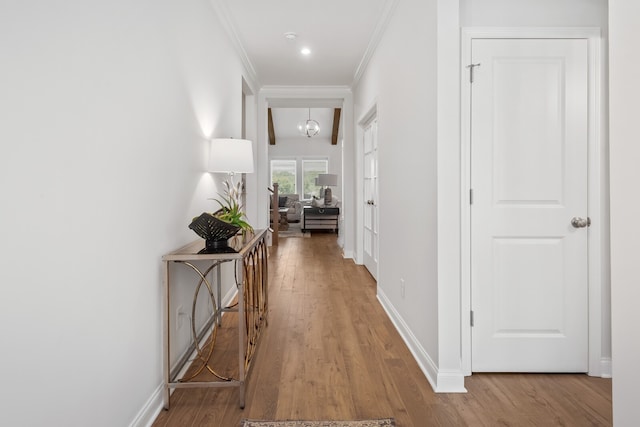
[277, 194, 303, 222]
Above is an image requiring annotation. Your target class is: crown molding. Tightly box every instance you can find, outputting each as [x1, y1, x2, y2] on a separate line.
[351, 0, 399, 88]
[260, 85, 352, 107]
[261, 85, 352, 94]
[210, 0, 260, 89]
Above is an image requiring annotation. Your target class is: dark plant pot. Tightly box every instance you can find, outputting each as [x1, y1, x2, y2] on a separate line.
[189, 212, 240, 248]
[205, 238, 232, 250]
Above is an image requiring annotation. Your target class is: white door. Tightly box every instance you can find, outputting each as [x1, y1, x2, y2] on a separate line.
[363, 120, 378, 279]
[471, 38, 589, 372]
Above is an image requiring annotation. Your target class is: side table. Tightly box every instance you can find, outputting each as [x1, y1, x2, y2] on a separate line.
[161, 229, 268, 410]
[278, 207, 289, 231]
[303, 206, 339, 233]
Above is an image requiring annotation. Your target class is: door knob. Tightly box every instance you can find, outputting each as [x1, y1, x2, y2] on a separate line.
[367, 200, 374, 205]
[571, 217, 591, 228]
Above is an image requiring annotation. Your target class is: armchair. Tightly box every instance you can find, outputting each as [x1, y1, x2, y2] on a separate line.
[278, 194, 302, 222]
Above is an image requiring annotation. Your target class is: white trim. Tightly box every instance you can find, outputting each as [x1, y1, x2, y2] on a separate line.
[261, 85, 351, 97]
[377, 287, 466, 393]
[342, 250, 355, 260]
[600, 357, 612, 379]
[436, 372, 467, 394]
[352, 0, 399, 87]
[460, 28, 472, 376]
[586, 32, 607, 378]
[436, 0, 464, 392]
[356, 102, 379, 266]
[128, 384, 163, 427]
[358, 103, 378, 127]
[460, 27, 606, 377]
[257, 86, 356, 256]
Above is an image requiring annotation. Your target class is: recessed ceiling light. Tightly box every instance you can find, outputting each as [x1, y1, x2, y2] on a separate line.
[284, 32, 297, 40]
[301, 47, 311, 55]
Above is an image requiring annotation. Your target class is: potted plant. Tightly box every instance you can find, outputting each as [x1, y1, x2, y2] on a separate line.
[211, 180, 253, 234]
[189, 180, 253, 250]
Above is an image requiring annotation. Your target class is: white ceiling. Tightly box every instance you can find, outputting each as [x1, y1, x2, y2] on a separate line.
[215, 0, 393, 86]
[214, 0, 393, 140]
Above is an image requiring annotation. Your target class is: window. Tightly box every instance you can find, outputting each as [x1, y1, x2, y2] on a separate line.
[270, 160, 297, 194]
[302, 159, 328, 199]
[270, 158, 330, 199]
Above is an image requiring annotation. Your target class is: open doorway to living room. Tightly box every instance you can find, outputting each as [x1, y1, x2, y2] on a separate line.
[268, 104, 343, 243]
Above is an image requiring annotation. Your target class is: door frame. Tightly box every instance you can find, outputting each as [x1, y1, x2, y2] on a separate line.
[256, 87, 354, 253]
[359, 105, 379, 278]
[460, 27, 607, 377]
[356, 101, 378, 266]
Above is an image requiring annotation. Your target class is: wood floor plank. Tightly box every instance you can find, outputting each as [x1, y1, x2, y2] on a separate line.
[153, 234, 612, 427]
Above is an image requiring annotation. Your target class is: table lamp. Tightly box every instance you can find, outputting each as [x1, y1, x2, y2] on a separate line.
[316, 173, 337, 205]
[208, 138, 254, 176]
[208, 137, 254, 214]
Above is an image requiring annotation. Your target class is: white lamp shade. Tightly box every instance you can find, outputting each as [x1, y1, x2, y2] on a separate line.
[208, 138, 254, 173]
[316, 173, 337, 186]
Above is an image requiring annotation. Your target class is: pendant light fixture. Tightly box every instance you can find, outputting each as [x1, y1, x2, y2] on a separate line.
[297, 108, 320, 138]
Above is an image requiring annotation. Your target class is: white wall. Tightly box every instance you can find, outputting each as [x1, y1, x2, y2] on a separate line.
[609, 1, 640, 424]
[353, 0, 441, 387]
[268, 137, 343, 201]
[460, 0, 608, 27]
[0, 1, 255, 425]
[355, 0, 611, 393]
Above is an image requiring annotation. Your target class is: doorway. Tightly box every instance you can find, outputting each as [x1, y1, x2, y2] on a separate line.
[257, 90, 352, 251]
[359, 105, 379, 280]
[461, 28, 605, 375]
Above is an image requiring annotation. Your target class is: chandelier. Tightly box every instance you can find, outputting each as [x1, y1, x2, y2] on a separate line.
[297, 108, 320, 138]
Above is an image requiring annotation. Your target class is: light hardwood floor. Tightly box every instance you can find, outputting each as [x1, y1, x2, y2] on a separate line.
[153, 234, 612, 427]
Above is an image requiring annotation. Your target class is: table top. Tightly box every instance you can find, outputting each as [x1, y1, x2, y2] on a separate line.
[304, 206, 339, 213]
[162, 229, 267, 261]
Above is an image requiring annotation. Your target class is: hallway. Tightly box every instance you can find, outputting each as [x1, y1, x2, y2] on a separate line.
[153, 234, 612, 426]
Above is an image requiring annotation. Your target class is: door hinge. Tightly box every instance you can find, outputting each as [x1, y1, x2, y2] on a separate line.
[470, 189, 474, 205]
[470, 310, 475, 327]
[467, 63, 481, 83]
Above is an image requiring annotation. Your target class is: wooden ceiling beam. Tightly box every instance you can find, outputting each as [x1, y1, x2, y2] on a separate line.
[331, 108, 341, 145]
[268, 108, 276, 145]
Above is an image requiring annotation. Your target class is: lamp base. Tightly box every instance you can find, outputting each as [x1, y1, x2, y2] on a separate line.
[324, 187, 332, 205]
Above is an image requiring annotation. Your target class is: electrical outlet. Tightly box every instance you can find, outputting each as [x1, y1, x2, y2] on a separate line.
[400, 278, 406, 298]
[176, 305, 187, 330]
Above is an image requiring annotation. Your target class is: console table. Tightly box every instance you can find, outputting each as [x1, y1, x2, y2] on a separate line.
[303, 206, 339, 233]
[161, 229, 268, 410]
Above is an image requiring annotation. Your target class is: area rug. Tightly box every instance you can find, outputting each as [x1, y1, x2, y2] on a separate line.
[240, 419, 395, 427]
[279, 230, 311, 238]
[278, 223, 310, 238]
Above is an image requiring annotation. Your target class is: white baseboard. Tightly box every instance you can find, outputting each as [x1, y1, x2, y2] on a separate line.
[129, 385, 164, 427]
[436, 371, 467, 393]
[131, 287, 239, 427]
[377, 287, 466, 393]
[600, 357, 612, 378]
[342, 250, 355, 260]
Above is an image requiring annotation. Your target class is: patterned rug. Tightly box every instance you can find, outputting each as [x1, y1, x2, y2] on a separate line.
[240, 420, 395, 427]
[278, 223, 310, 238]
